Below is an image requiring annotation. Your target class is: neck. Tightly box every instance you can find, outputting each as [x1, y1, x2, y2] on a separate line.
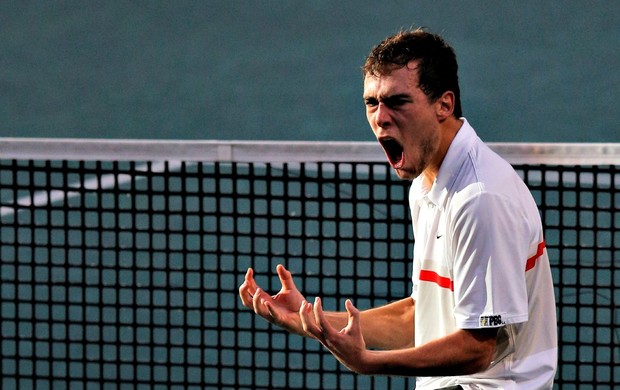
[422, 116, 463, 186]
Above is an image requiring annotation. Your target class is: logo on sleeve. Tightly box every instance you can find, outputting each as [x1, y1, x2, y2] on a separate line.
[479, 315, 505, 327]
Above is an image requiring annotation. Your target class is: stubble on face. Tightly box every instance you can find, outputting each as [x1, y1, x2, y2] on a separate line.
[364, 63, 441, 182]
[404, 134, 437, 181]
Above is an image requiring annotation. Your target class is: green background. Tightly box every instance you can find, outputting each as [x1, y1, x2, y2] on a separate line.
[1, 1, 619, 142]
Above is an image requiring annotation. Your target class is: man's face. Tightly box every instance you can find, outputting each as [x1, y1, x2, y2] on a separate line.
[363, 63, 441, 180]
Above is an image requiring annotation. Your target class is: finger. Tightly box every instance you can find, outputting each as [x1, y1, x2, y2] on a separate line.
[244, 268, 258, 293]
[276, 264, 298, 291]
[263, 300, 277, 321]
[299, 300, 321, 338]
[345, 299, 359, 317]
[239, 282, 253, 307]
[263, 300, 286, 323]
[312, 297, 327, 331]
[299, 300, 310, 331]
[299, 300, 311, 330]
[313, 297, 339, 339]
[238, 269, 253, 307]
[343, 299, 361, 334]
[252, 288, 273, 319]
[239, 268, 258, 308]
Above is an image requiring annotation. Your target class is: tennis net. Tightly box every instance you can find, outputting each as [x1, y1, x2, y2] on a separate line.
[0, 139, 618, 389]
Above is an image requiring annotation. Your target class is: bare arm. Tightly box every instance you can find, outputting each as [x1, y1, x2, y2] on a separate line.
[300, 297, 496, 377]
[323, 297, 414, 350]
[363, 327, 497, 376]
[240, 265, 494, 376]
[239, 265, 414, 349]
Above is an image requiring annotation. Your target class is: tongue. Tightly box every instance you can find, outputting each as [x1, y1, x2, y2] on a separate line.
[393, 151, 405, 169]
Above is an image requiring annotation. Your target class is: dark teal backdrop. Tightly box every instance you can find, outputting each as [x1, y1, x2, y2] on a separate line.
[1, 1, 618, 142]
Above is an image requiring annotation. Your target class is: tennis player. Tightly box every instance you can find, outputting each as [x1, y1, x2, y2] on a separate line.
[239, 28, 557, 389]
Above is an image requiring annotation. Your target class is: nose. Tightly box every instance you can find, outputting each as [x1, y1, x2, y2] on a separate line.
[375, 103, 392, 129]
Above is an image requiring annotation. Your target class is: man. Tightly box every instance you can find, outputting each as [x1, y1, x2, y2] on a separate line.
[239, 28, 557, 389]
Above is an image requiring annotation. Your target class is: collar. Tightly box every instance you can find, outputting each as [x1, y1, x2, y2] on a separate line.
[413, 118, 478, 208]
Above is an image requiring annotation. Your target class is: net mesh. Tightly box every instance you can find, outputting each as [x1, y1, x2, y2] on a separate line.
[0, 147, 618, 389]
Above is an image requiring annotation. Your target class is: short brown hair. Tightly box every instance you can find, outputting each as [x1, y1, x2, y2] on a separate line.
[363, 28, 462, 118]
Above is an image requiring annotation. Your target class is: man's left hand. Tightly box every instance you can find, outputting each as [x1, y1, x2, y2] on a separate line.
[299, 297, 372, 374]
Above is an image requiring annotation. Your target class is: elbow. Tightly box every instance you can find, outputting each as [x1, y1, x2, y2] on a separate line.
[465, 350, 494, 375]
[462, 339, 496, 375]
[459, 328, 498, 375]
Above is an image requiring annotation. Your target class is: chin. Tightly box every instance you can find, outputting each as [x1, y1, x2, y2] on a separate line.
[394, 168, 416, 181]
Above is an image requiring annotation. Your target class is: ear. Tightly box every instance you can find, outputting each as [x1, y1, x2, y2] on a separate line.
[435, 91, 455, 121]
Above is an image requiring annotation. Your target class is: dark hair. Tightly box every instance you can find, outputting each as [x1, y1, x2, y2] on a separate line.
[363, 28, 462, 118]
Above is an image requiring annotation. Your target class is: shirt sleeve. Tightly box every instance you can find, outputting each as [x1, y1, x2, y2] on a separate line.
[448, 189, 530, 329]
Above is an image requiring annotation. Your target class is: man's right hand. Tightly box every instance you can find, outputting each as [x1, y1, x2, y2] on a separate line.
[239, 264, 307, 335]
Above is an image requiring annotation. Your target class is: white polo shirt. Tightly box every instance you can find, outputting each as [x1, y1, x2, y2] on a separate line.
[410, 119, 557, 389]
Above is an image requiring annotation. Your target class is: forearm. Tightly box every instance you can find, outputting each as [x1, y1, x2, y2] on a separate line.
[323, 297, 414, 350]
[362, 328, 497, 377]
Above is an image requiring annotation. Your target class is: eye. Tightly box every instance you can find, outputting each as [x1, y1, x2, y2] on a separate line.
[384, 96, 408, 108]
[364, 98, 378, 107]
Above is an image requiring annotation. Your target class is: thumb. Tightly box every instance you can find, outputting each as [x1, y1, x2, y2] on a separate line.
[343, 299, 361, 332]
[345, 299, 360, 318]
[276, 264, 298, 290]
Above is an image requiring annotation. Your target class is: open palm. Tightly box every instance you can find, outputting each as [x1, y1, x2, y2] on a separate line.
[239, 264, 307, 335]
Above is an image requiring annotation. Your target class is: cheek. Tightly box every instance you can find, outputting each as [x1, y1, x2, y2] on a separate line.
[366, 114, 379, 134]
[404, 126, 436, 153]
[366, 108, 375, 121]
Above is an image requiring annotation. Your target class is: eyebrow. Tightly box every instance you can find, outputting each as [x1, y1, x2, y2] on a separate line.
[364, 93, 412, 103]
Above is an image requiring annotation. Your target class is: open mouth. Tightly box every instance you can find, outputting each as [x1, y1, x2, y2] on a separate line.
[379, 138, 404, 168]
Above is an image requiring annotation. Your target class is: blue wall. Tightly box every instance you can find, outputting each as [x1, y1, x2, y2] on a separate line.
[1, 1, 619, 142]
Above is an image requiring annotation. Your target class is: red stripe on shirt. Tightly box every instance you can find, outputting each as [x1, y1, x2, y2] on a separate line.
[525, 241, 546, 272]
[419, 270, 454, 291]
[419, 240, 545, 291]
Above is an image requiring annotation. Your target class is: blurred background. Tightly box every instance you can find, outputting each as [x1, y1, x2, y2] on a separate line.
[1, 1, 618, 142]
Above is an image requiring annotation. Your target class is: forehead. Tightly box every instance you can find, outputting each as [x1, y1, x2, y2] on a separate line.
[363, 63, 420, 97]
